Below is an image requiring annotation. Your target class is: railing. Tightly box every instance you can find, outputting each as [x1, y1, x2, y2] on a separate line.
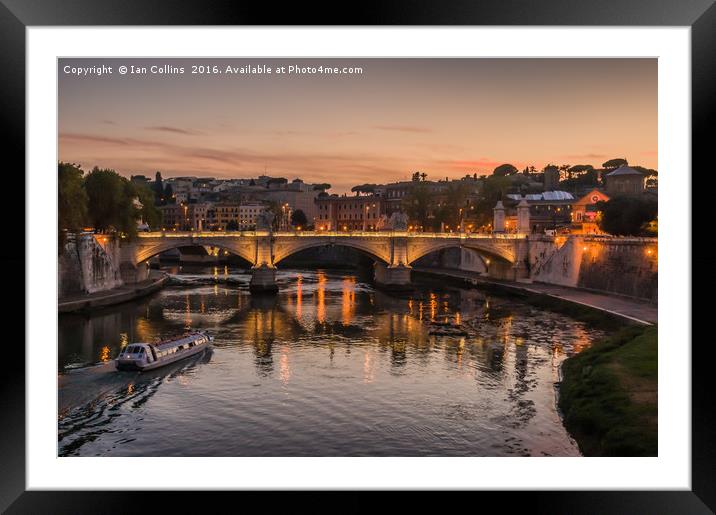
[136, 230, 528, 239]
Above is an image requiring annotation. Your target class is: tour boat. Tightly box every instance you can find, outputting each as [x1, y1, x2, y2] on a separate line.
[115, 331, 213, 371]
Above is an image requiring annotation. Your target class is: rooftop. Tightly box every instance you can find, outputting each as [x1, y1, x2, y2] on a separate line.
[506, 191, 575, 202]
[605, 165, 644, 177]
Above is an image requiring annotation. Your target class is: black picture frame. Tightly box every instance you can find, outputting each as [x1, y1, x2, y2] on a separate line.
[2, 0, 712, 512]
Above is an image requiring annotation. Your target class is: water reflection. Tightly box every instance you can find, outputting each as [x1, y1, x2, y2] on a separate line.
[58, 266, 605, 457]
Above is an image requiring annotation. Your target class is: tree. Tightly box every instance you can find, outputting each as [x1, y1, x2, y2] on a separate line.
[403, 182, 432, 229]
[492, 164, 518, 177]
[313, 183, 331, 191]
[560, 165, 598, 192]
[351, 184, 377, 194]
[58, 162, 88, 232]
[58, 162, 89, 251]
[471, 175, 512, 227]
[597, 196, 658, 236]
[435, 182, 470, 229]
[290, 209, 308, 228]
[226, 219, 239, 231]
[602, 158, 628, 169]
[133, 182, 162, 230]
[84, 167, 141, 237]
[633, 166, 658, 188]
[265, 200, 283, 231]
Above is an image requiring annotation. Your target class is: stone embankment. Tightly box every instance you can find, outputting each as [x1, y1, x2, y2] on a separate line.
[413, 267, 657, 326]
[58, 270, 167, 313]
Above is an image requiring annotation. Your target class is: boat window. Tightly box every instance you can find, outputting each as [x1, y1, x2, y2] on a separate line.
[139, 347, 145, 354]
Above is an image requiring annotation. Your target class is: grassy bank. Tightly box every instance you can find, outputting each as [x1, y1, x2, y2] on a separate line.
[558, 325, 657, 456]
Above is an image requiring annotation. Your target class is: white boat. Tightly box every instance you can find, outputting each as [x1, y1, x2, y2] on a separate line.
[115, 331, 214, 372]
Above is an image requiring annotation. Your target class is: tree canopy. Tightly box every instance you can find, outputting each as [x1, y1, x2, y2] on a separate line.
[58, 162, 88, 233]
[290, 209, 308, 227]
[602, 158, 628, 169]
[597, 196, 658, 236]
[351, 184, 377, 194]
[313, 183, 331, 191]
[84, 167, 137, 235]
[133, 181, 162, 230]
[402, 182, 433, 229]
[492, 164, 518, 177]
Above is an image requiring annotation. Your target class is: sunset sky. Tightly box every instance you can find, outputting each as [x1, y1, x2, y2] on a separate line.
[59, 58, 657, 193]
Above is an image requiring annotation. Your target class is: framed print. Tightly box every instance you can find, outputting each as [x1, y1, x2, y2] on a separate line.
[2, 0, 714, 512]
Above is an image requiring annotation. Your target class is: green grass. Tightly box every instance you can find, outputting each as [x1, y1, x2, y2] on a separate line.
[558, 325, 658, 456]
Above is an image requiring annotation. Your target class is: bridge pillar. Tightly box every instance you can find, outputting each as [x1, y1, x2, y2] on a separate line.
[493, 200, 506, 233]
[250, 264, 278, 294]
[249, 233, 278, 294]
[512, 237, 532, 282]
[517, 197, 531, 235]
[373, 262, 413, 293]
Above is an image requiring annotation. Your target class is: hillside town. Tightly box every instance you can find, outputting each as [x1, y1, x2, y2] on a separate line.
[121, 158, 657, 237]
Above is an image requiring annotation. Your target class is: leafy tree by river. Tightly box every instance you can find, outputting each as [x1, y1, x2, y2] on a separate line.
[133, 181, 162, 230]
[84, 167, 141, 236]
[58, 162, 89, 250]
[59, 163, 162, 240]
[58, 162, 88, 233]
[597, 195, 658, 236]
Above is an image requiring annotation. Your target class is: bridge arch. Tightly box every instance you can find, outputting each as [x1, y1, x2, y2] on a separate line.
[271, 237, 391, 266]
[406, 240, 516, 266]
[130, 238, 256, 266]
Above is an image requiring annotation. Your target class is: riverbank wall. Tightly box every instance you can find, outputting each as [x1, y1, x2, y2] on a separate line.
[415, 236, 657, 303]
[59, 232, 151, 299]
[59, 232, 124, 297]
[58, 270, 168, 313]
[531, 236, 657, 303]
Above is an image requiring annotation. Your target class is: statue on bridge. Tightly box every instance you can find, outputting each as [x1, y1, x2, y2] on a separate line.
[388, 211, 409, 231]
[256, 210, 275, 231]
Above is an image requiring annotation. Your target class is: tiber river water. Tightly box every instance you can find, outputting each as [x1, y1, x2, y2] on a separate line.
[58, 265, 604, 457]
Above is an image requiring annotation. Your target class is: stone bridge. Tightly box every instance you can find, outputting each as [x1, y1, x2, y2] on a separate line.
[121, 231, 531, 293]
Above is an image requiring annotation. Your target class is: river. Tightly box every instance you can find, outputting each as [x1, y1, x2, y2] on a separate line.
[58, 265, 604, 457]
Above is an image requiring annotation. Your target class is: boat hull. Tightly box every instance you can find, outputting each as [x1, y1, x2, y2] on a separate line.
[115, 342, 210, 372]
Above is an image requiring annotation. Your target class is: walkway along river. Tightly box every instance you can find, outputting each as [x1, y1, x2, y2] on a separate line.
[58, 265, 608, 457]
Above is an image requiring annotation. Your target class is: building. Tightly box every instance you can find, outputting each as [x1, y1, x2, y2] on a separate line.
[213, 203, 241, 230]
[158, 202, 211, 231]
[571, 188, 610, 234]
[239, 202, 267, 230]
[159, 204, 182, 230]
[260, 179, 321, 223]
[314, 194, 384, 231]
[504, 191, 575, 233]
[605, 165, 645, 196]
